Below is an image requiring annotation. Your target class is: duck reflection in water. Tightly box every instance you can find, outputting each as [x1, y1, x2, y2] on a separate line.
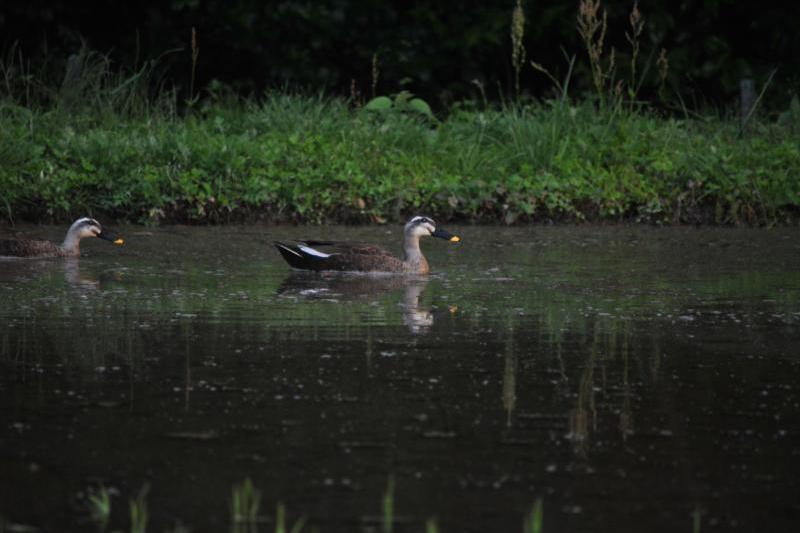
[59, 257, 95, 290]
[276, 272, 454, 335]
[0, 256, 99, 291]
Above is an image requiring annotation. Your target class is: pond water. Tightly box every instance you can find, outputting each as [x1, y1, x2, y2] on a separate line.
[1, 224, 799, 532]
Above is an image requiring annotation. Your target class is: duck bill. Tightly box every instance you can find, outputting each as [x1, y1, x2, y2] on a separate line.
[97, 231, 125, 245]
[431, 228, 461, 243]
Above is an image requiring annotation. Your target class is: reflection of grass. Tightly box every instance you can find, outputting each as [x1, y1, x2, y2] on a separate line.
[3, 227, 798, 356]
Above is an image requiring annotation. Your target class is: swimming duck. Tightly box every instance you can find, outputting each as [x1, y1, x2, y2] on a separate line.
[274, 216, 460, 274]
[0, 217, 124, 258]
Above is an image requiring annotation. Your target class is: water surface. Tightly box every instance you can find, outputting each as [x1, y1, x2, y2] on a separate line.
[1, 224, 799, 532]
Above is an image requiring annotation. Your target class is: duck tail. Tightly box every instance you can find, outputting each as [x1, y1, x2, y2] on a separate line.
[274, 241, 305, 267]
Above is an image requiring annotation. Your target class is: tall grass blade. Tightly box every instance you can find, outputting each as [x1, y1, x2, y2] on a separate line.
[692, 508, 702, 533]
[382, 476, 395, 533]
[274, 502, 305, 533]
[87, 484, 112, 530]
[129, 484, 150, 533]
[231, 478, 261, 525]
[525, 498, 543, 533]
[425, 517, 439, 533]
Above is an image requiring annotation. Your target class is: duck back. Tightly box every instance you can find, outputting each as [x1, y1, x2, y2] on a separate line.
[0, 239, 65, 258]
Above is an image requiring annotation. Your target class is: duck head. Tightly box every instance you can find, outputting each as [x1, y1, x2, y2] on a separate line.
[404, 216, 460, 242]
[65, 218, 125, 249]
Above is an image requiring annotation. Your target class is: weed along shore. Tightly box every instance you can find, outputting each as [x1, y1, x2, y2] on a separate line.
[1, 0, 798, 228]
[2, 92, 799, 227]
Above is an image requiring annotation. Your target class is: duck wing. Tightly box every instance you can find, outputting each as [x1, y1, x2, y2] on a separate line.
[274, 240, 405, 272]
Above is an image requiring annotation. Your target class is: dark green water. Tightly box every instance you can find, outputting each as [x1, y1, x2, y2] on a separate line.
[1, 224, 799, 532]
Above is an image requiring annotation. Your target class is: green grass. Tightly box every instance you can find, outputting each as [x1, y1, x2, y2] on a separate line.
[77, 479, 544, 533]
[87, 484, 112, 529]
[1, 46, 798, 227]
[42, 478, 712, 533]
[231, 477, 261, 525]
[382, 476, 395, 533]
[525, 498, 544, 533]
[129, 484, 150, 533]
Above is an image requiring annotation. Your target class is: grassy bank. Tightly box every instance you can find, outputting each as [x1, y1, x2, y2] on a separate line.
[2, 0, 799, 227]
[1, 82, 799, 226]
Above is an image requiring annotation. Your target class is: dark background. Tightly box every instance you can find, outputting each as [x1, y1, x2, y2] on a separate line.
[1, 1, 798, 110]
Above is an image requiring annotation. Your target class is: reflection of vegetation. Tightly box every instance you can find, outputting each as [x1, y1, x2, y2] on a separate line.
[0, 241, 762, 532]
[502, 316, 518, 426]
[568, 328, 598, 456]
[618, 321, 634, 441]
[2, 227, 798, 378]
[0, 230, 794, 533]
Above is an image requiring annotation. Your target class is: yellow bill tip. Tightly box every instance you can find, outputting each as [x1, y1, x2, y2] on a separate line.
[450, 235, 461, 243]
[114, 238, 125, 245]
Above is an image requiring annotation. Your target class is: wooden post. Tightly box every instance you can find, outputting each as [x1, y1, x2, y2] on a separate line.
[740, 79, 755, 129]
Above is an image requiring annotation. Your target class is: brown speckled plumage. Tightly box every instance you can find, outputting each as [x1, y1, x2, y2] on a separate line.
[274, 216, 459, 274]
[277, 240, 420, 273]
[0, 239, 68, 257]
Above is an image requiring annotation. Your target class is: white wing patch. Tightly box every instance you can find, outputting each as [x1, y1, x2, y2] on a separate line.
[299, 244, 332, 258]
[276, 243, 303, 257]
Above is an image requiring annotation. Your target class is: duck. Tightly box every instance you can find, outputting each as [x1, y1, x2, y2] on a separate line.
[0, 217, 124, 258]
[274, 216, 460, 274]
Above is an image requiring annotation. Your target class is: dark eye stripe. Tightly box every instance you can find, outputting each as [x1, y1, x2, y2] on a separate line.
[411, 216, 435, 226]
